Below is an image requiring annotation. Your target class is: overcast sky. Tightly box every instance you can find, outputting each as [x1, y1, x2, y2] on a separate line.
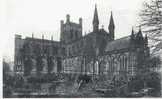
[1, 0, 147, 61]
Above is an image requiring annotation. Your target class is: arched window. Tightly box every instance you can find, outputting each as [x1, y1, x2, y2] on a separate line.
[106, 61, 109, 73]
[70, 29, 73, 39]
[110, 59, 112, 72]
[125, 57, 127, 71]
[122, 56, 125, 71]
[95, 61, 99, 75]
[119, 57, 122, 72]
[75, 32, 78, 39]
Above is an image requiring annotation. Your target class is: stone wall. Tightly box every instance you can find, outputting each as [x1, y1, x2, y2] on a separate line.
[62, 56, 83, 74]
[60, 15, 82, 44]
[62, 50, 139, 81]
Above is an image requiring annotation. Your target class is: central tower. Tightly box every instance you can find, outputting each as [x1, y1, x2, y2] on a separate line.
[60, 14, 82, 44]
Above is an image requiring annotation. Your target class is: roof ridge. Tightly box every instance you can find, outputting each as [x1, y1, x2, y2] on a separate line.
[111, 35, 130, 42]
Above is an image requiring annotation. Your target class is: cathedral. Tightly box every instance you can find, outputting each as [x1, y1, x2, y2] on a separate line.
[14, 5, 150, 81]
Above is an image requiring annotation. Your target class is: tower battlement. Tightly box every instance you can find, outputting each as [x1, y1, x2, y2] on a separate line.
[60, 14, 82, 44]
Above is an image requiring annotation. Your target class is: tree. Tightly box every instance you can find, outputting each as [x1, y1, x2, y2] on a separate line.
[3, 60, 11, 75]
[148, 56, 161, 69]
[3, 59, 14, 98]
[139, 0, 162, 54]
[3, 59, 12, 85]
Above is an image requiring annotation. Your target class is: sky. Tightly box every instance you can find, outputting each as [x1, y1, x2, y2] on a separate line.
[1, 0, 147, 61]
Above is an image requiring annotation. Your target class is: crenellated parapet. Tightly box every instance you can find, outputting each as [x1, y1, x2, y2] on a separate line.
[60, 14, 83, 44]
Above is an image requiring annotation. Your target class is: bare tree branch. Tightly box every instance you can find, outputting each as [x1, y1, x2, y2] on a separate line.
[139, 0, 162, 54]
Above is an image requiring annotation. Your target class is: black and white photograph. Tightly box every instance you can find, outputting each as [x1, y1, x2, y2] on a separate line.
[2, 0, 162, 98]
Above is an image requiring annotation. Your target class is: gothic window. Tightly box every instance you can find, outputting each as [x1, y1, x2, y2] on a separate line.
[123, 57, 125, 71]
[128, 54, 131, 68]
[119, 56, 121, 71]
[112, 59, 114, 72]
[125, 57, 128, 71]
[74, 32, 76, 39]
[109, 60, 112, 72]
[66, 47, 69, 56]
[69, 28, 73, 39]
[119, 56, 122, 71]
[72, 45, 75, 55]
[78, 42, 80, 48]
[95, 61, 99, 75]
[69, 48, 71, 56]
[61, 48, 64, 56]
[44, 46, 48, 55]
[99, 60, 105, 74]
[132, 54, 135, 67]
[122, 56, 125, 71]
[113, 58, 116, 72]
[106, 61, 109, 73]
[132, 54, 137, 76]
[120, 57, 123, 72]
[77, 43, 79, 51]
[69, 46, 72, 56]
[70, 32, 73, 39]
[114, 58, 118, 74]
[130, 55, 133, 75]
[117, 57, 120, 73]
[112, 58, 115, 72]
[122, 57, 124, 72]
[81, 41, 83, 47]
[75, 31, 78, 39]
[107, 60, 111, 72]
[133, 55, 137, 66]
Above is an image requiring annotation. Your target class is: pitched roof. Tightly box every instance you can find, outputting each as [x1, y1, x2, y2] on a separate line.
[105, 35, 131, 52]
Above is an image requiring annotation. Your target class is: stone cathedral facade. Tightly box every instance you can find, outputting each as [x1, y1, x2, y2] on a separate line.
[14, 5, 150, 81]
